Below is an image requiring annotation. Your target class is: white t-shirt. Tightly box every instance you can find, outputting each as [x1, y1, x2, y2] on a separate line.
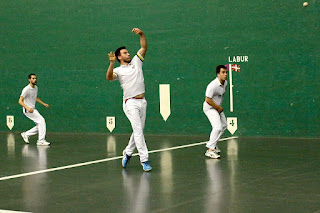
[203, 77, 227, 111]
[20, 84, 38, 109]
[113, 53, 145, 99]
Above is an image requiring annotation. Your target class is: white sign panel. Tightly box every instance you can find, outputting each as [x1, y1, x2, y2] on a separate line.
[7, 115, 14, 130]
[106, 116, 115, 132]
[227, 117, 238, 135]
[159, 84, 171, 121]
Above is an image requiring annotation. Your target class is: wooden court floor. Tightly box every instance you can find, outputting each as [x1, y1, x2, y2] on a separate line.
[0, 132, 319, 213]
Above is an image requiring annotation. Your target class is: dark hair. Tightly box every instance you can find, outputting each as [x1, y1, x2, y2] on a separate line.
[28, 74, 36, 79]
[115, 46, 126, 62]
[216, 65, 227, 74]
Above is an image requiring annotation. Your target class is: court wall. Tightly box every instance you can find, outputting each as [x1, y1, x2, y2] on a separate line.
[1, 0, 319, 137]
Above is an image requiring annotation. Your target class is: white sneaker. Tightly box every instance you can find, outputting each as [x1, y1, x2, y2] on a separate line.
[36, 139, 50, 146]
[21, 132, 29, 144]
[214, 146, 221, 153]
[205, 150, 220, 159]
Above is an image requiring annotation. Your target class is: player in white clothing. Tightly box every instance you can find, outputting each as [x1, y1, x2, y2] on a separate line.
[18, 74, 50, 146]
[203, 65, 228, 159]
[106, 28, 151, 171]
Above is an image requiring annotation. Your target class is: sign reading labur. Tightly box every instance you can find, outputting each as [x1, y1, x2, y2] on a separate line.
[225, 55, 248, 135]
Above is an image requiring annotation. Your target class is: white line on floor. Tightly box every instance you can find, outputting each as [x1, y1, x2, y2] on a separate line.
[0, 210, 32, 213]
[0, 136, 238, 181]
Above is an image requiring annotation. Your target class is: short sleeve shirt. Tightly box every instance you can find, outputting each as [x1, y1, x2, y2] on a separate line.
[113, 52, 145, 99]
[20, 84, 38, 109]
[203, 78, 227, 111]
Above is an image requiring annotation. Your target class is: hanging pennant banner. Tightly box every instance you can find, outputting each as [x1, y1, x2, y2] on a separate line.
[159, 84, 171, 121]
[106, 116, 115, 132]
[227, 117, 238, 135]
[7, 115, 14, 130]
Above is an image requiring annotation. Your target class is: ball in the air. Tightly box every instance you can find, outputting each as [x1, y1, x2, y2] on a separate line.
[303, 2, 308, 7]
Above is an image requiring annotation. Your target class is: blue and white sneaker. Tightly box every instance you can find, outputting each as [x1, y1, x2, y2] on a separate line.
[122, 151, 131, 168]
[141, 161, 152, 172]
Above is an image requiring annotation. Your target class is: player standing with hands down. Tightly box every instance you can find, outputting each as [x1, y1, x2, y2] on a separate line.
[203, 65, 228, 159]
[19, 74, 51, 146]
[106, 28, 152, 171]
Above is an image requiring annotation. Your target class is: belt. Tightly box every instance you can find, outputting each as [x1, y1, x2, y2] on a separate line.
[125, 97, 144, 104]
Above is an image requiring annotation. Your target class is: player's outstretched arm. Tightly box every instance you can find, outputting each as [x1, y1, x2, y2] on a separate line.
[36, 97, 49, 108]
[106, 51, 117, 81]
[132, 28, 147, 58]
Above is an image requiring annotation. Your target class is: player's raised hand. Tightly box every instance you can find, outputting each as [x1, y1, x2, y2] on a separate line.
[108, 51, 116, 63]
[132, 28, 143, 35]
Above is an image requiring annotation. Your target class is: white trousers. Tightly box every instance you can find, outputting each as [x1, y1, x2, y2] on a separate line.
[204, 109, 227, 150]
[123, 98, 149, 162]
[23, 109, 46, 140]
